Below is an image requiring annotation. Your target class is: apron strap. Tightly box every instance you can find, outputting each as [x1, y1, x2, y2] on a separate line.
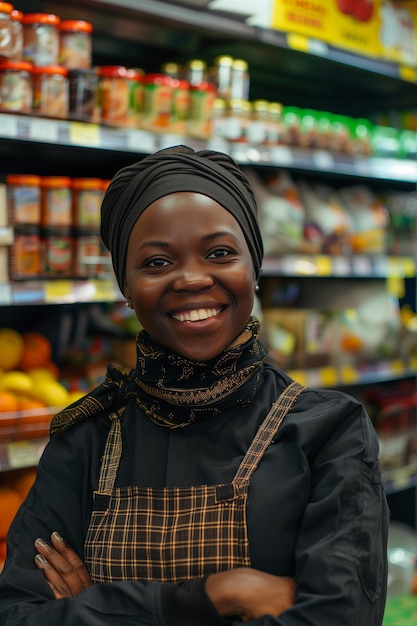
[233, 380, 305, 484]
[96, 406, 126, 495]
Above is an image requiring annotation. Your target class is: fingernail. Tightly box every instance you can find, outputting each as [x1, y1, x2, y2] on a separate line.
[35, 537, 48, 547]
[52, 531, 64, 542]
[35, 554, 47, 564]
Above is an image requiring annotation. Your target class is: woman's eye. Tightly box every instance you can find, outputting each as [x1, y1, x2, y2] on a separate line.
[208, 248, 231, 259]
[146, 258, 170, 268]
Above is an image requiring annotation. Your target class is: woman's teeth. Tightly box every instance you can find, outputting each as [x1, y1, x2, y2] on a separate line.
[172, 308, 220, 322]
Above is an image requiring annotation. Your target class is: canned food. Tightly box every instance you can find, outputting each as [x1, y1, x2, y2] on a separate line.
[43, 228, 73, 277]
[0, 60, 32, 112]
[32, 65, 69, 118]
[98, 65, 143, 127]
[23, 13, 60, 67]
[0, 2, 13, 60]
[68, 68, 99, 122]
[41, 176, 72, 227]
[6, 174, 41, 226]
[72, 178, 103, 230]
[11, 227, 42, 279]
[59, 20, 93, 70]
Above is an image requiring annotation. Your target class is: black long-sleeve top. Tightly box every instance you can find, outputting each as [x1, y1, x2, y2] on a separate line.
[0, 364, 389, 625]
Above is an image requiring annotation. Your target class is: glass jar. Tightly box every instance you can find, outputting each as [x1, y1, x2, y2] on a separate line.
[41, 176, 72, 228]
[170, 77, 190, 135]
[231, 59, 249, 101]
[68, 68, 99, 122]
[186, 59, 206, 86]
[187, 80, 216, 139]
[10, 9, 23, 61]
[11, 227, 42, 279]
[267, 102, 283, 145]
[98, 65, 142, 127]
[59, 20, 93, 70]
[0, 2, 13, 60]
[0, 60, 32, 112]
[6, 174, 41, 226]
[23, 13, 60, 66]
[74, 229, 101, 278]
[42, 228, 73, 277]
[246, 100, 269, 145]
[32, 65, 69, 118]
[213, 55, 233, 100]
[141, 73, 173, 132]
[72, 178, 103, 230]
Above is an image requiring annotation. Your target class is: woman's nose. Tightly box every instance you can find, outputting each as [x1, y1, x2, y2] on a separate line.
[171, 268, 215, 292]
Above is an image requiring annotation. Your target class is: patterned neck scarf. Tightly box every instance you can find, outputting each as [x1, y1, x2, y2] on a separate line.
[50, 317, 267, 435]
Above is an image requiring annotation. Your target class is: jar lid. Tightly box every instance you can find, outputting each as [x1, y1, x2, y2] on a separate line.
[32, 65, 68, 76]
[144, 73, 172, 85]
[41, 176, 72, 188]
[11, 9, 23, 21]
[23, 13, 60, 26]
[170, 78, 190, 89]
[190, 80, 216, 92]
[59, 20, 93, 33]
[0, 60, 33, 72]
[97, 65, 129, 78]
[0, 2, 13, 15]
[72, 178, 103, 190]
[6, 174, 41, 186]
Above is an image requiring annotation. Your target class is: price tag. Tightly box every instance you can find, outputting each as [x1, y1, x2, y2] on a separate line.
[69, 122, 100, 147]
[127, 129, 156, 153]
[331, 256, 350, 276]
[0, 282, 12, 304]
[7, 440, 45, 469]
[312, 150, 334, 170]
[339, 365, 359, 385]
[319, 366, 338, 387]
[92, 279, 121, 301]
[287, 33, 309, 52]
[390, 359, 405, 376]
[307, 38, 328, 57]
[352, 256, 372, 276]
[313, 255, 333, 276]
[270, 146, 294, 166]
[44, 280, 73, 303]
[399, 65, 416, 83]
[29, 119, 59, 143]
[0, 113, 18, 137]
[387, 275, 405, 298]
[287, 370, 308, 387]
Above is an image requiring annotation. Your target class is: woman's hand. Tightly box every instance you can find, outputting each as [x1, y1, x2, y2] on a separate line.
[205, 567, 296, 621]
[34, 532, 92, 599]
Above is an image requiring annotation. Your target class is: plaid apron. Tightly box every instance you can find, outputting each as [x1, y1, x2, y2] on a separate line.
[84, 380, 304, 583]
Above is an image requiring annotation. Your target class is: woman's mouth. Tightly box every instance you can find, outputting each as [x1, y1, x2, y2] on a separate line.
[171, 307, 222, 322]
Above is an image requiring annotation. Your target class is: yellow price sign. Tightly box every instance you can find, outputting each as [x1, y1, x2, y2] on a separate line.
[287, 370, 308, 387]
[92, 279, 120, 301]
[399, 65, 417, 83]
[339, 365, 359, 385]
[287, 33, 309, 52]
[319, 366, 338, 387]
[44, 280, 73, 303]
[69, 122, 100, 147]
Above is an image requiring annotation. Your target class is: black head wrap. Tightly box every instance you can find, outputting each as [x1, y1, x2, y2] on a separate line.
[100, 145, 263, 293]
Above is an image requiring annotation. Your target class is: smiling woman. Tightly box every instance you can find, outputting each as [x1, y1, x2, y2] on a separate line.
[0, 145, 389, 626]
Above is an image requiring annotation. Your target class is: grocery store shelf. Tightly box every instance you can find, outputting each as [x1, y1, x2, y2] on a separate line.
[0, 437, 48, 472]
[383, 462, 417, 495]
[0, 278, 123, 306]
[1, 113, 416, 183]
[261, 256, 416, 278]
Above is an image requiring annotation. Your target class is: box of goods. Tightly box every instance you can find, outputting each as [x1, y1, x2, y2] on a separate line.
[379, 0, 417, 67]
[271, 0, 381, 58]
[263, 307, 337, 369]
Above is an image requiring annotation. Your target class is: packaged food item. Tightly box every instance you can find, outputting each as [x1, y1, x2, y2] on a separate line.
[74, 229, 101, 277]
[186, 59, 207, 86]
[98, 65, 142, 127]
[41, 176, 72, 227]
[141, 73, 173, 132]
[6, 174, 41, 225]
[170, 77, 190, 135]
[231, 58, 249, 101]
[187, 80, 217, 139]
[267, 102, 283, 145]
[9, 9, 23, 60]
[0, 2, 13, 60]
[213, 55, 233, 99]
[0, 60, 32, 111]
[32, 65, 69, 118]
[72, 178, 103, 230]
[59, 20, 92, 69]
[246, 99, 269, 145]
[11, 227, 42, 279]
[221, 98, 251, 142]
[22, 13, 60, 66]
[68, 68, 99, 122]
[42, 227, 73, 277]
[210, 97, 227, 139]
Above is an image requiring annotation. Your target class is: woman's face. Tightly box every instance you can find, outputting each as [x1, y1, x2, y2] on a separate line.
[124, 192, 256, 361]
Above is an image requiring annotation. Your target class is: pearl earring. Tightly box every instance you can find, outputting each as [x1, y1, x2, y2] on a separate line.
[125, 301, 131, 308]
[255, 285, 259, 293]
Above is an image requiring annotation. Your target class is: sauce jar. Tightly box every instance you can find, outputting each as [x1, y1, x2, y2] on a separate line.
[186, 59, 206, 86]
[231, 59, 249, 101]
[74, 229, 101, 277]
[11, 226, 42, 279]
[141, 72, 173, 132]
[0, 60, 32, 111]
[98, 65, 142, 127]
[0, 2, 13, 60]
[213, 55, 233, 100]
[68, 68, 99, 122]
[59, 20, 93, 70]
[10, 9, 23, 61]
[170, 77, 190, 135]
[41, 176, 72, 227]
[72, 178, 103, 230]
[6, 174, 41, 226]
[23, 13, 60, 67]
[42, 228, 73, 277]
[187, 80, 216, 139]
[32, 65, 69, 118]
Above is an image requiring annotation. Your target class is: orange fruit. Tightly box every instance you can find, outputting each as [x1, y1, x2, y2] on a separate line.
[17, 397, 51, 440]
[0, 329, 24, 371]
[0, 487, 21, 538]
[19, 332, 52, 371]
[0, 391, 19, 442]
